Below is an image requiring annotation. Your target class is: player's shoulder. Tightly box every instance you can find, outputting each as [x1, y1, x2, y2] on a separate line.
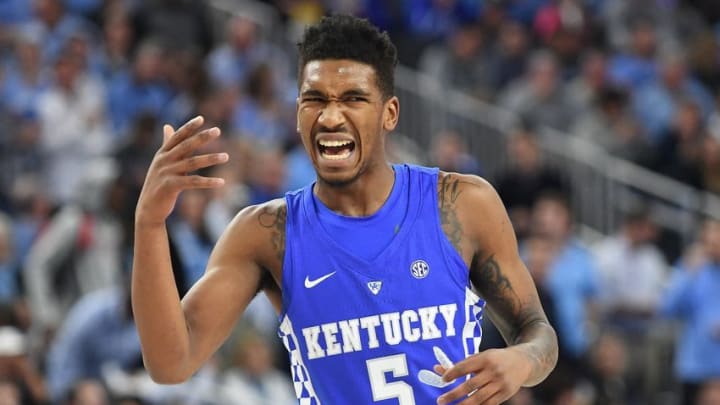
[230, 198, 287, 232]
[219, 198, 287, 249]
[437, 170, 499, 206]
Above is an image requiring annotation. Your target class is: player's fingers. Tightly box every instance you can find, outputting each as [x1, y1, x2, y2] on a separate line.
[437, 371, 492, 405]
[166, 175, 225, 190]
[167, 152, 229, 174]
[442, 354, 485, 383]
[166, 127, 221, 159]
[433, 365, 447, 375]
[457, 386, 504, 405]
[161, 115, 204, 151]
[162, 124, 175, 143]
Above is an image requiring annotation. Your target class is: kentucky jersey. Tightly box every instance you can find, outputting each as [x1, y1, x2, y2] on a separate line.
[279, 164, 485, 404]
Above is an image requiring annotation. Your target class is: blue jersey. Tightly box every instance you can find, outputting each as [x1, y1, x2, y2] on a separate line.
[279, 164, 485, 404]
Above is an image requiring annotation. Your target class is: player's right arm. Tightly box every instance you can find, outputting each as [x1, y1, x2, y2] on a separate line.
[131, 116, 274, 383]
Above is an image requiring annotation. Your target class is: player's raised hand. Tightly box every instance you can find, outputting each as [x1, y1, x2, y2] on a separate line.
[135, 116, 228, 226]
[436, 347, 531, 405]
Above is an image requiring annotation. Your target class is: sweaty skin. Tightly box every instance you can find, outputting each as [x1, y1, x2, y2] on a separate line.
[131, 59, 557, 405]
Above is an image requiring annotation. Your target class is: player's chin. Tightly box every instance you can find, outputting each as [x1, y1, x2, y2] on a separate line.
[315, 167, 361, 188]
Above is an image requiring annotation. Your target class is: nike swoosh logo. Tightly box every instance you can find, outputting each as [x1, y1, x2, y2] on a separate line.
[304, 271, 337, 288]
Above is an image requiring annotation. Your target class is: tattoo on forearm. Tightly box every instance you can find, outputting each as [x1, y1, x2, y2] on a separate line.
[258, 205, 286, 262]
[438, 174, 464, 254]
[471, 253, 519, 318]
[471, 253, 557, 384]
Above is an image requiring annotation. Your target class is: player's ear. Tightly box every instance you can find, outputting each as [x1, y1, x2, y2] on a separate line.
[382, 96, 399, 132]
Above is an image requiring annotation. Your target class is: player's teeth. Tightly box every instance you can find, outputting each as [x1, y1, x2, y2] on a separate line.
[321, 150, 352, 160]
[319, 140, 352, 147]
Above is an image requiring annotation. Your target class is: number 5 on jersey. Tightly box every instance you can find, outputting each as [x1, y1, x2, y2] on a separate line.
[366, 354, 415, 404]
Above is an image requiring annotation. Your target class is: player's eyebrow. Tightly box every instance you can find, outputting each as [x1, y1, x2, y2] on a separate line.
[339, 89, 372, 98]
[300, 89, 326, 98]
[300, 89, 373, 98]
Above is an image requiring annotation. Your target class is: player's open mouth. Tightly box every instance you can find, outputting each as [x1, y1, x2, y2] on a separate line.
[318, 139, 355, 160]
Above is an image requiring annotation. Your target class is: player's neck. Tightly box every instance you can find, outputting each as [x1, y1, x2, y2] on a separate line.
[314, 163, 395, 217]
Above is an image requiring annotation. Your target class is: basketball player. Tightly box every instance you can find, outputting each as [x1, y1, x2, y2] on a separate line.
[132, 15, 558, 405]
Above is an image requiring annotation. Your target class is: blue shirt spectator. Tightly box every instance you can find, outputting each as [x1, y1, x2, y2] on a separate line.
[608, 53, 657, 89]
[106, 70, 172, 141]
[545, 239, 600, 359]
[660, 263, 720, 383]
[46, 287, 141, 402]
[632, 75, 714, 144]
[0, 0, 32, 25]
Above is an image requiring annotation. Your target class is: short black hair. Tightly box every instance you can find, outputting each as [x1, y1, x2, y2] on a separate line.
[297, 14, 398, 99]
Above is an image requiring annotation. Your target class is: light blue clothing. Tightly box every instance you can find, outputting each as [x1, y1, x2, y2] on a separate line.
[279, 164, 485, 404]
[106, 72, 172, 139]
[206, 43, 289, 89]
[544, 239, 599, 358]
[608, 54, 658, 90]
[231, 99, 288, 147]
[632, 79, 715, 143]
[0, 262, 19, 301]
[660, 263, 720, 382]
[0, 0, 32, 24]
[46, 287, 141, 402]
[168, 221, 213, 288]
[0, 62, 50, 116]
[284, 146, 316, 192]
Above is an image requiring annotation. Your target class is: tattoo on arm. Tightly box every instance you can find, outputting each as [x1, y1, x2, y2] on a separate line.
[258, 205, 286, 262]
[438, 174, 464, 255]
[471, 253, 558, 385]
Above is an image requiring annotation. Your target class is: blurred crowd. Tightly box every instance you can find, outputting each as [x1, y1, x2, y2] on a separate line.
[0, 0, 718, 404]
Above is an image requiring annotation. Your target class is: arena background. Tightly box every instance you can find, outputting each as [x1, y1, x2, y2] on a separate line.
[0, 0, 719, 404]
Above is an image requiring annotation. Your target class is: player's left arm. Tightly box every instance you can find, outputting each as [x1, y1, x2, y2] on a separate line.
[437, 172, 558, 405]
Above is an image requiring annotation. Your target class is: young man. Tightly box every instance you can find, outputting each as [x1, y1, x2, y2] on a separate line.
[132, 15, 557, 405]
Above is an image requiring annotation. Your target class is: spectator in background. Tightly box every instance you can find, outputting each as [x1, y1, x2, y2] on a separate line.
[632, 50, 714, 144]
[499, 50, 573, 130]
[29, 0, 91, 63]
[606, 18, 658, 90]
[167, 190, 214, 296]
[247, 147, 287, 205]
[592, 204, 667, 330]
[429, 129, 482, 175]
[659, 218, 720, 405]
[232, 63, 291, 147]
[217, 329, 296, 405]
[46, 282, 140, 403]
[701, 134, 720, 194]
[106, 40, 171, 142]
[206, 15, 290, 91]
[697, 379, 720, 405]
[532, 192, 599, 366]
[563, 50, 608, 116]
[571, 85, 651, 163]
[588, 331, 635, 405]
[419, 22, 495, 101]
[131, 0, 212, 55]
[486, 20, 529, 92]
[62, 379, 110, 405]
[494, 126, 570, 240]
[646, 100, 706, 188]
[0, 25, 49, 118]
[38, 47, 111, 205]
[95, 8, 133, 81]
[0, 304, 47, 404]
[24, 160, 125, 349]
[0, 214, 20, 303]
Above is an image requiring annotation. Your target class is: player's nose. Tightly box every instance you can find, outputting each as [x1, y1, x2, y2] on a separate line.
[317, 100, 345, 128]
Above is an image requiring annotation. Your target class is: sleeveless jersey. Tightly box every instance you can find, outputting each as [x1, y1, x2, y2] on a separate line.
[279, 164, 485, 404]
